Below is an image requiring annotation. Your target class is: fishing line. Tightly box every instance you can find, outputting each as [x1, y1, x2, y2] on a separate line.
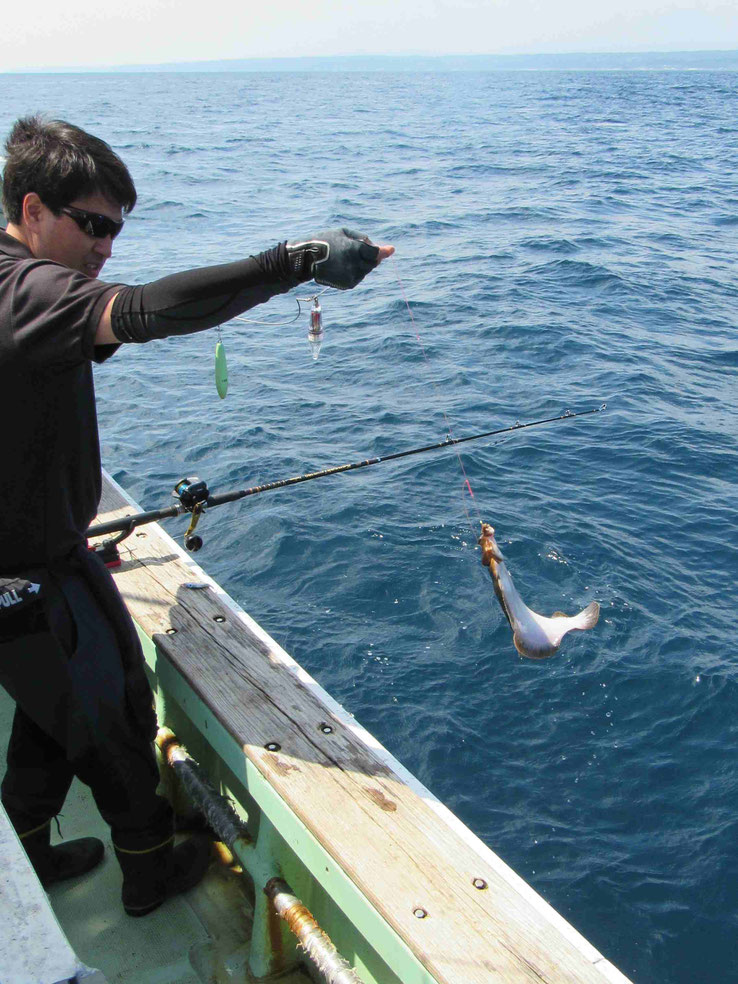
[391, 255, 484, 529]
[229, 287, 331, 329]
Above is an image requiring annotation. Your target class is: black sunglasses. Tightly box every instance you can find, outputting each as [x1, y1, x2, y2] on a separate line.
[60, 205, 124, 240]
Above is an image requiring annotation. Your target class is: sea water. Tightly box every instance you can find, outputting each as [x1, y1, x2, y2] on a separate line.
[2, 68, 737, 983]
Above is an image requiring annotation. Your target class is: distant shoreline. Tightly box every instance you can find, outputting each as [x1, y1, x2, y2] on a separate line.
[4, 49, 738, 74]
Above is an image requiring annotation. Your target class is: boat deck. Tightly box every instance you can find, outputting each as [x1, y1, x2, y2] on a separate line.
[0, 471, 633, 983]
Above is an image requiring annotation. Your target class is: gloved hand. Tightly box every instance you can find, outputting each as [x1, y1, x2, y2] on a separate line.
[286, 228, 382, 289]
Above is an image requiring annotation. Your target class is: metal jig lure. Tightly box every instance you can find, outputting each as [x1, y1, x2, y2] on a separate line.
[305, 296, 324, 361]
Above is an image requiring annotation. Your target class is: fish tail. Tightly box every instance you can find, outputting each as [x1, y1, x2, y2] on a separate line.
[573, 600, 600, 630]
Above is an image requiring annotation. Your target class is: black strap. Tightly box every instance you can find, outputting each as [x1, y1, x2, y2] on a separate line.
[0, 576, 43, 616]
[0, 574, 45, 641]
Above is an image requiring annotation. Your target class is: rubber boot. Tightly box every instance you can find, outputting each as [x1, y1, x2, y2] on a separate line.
[22, 821, 104, 888]
[115, 834, 212, 917]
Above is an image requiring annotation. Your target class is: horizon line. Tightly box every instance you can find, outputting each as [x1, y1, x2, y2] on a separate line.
[4, 47, 738, 75]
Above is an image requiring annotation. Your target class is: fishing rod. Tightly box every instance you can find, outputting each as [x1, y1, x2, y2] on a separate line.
[87, 404, 606, 553]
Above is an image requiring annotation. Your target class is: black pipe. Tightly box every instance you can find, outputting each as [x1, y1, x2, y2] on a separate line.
[157, 729, 249, 849]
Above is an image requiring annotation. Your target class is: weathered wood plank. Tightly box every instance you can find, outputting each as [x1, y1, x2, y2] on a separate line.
[93, 476, 631, 984]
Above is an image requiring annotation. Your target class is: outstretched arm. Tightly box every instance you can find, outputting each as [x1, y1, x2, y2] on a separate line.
[94, 230, 394, 346]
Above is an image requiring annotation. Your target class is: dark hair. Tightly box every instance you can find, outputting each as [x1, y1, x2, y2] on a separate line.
[1, 114, 136, 223]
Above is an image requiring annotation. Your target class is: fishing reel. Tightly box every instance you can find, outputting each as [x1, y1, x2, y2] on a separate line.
[173, 476, 210, 551]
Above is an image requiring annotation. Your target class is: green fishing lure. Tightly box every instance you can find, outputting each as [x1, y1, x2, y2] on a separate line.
[215, 338, 228, 399]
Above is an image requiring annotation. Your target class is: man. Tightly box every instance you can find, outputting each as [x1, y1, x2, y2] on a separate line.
[0, 114, 393, 916]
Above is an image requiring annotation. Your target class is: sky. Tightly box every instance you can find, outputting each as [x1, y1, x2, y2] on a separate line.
[3, 0, 738, 71]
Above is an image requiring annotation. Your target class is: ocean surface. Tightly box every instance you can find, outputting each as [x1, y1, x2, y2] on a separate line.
[2, 69, 737, 982]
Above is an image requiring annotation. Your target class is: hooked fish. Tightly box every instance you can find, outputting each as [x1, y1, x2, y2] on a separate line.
[478, 522, 599, 659]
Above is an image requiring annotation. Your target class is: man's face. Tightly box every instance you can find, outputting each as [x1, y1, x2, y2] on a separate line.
[34, 191, 123, 278]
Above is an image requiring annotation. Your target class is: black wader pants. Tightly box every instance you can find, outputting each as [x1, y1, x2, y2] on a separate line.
[0, 545, 172, 853]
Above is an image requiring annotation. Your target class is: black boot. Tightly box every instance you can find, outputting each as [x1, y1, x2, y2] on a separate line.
[22, 821, 104, 888]
[115, 834, 212, 917]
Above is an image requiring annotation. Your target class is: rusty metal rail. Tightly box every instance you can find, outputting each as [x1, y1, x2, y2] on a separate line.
[265, 877, 363, 984]
[156, 728, 363, 984]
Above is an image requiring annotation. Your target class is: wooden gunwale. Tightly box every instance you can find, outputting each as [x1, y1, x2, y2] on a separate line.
[94, 470, 632, 984]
